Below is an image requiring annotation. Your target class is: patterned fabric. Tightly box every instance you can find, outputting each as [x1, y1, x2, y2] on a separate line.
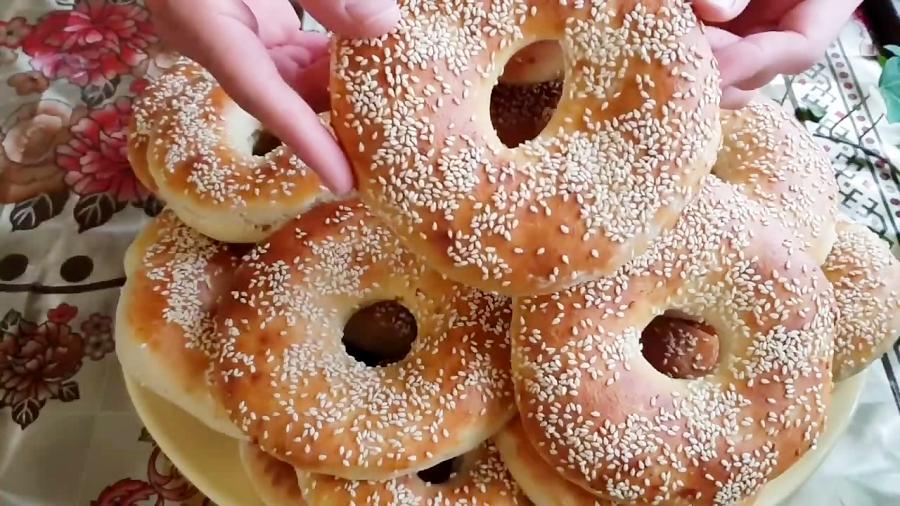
[0, 1, 897, 505]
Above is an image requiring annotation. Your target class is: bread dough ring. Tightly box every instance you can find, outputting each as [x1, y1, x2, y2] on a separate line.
[825, 217, 900, 381]
[331, 0, 721, 296]
[213, 200, 515, 480]
[130, 59, 328, 243]
[512, 179, 835, 504]
[115, 210, 243, 438]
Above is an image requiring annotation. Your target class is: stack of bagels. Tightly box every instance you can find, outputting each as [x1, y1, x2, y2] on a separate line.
[117, 1, 900, 504]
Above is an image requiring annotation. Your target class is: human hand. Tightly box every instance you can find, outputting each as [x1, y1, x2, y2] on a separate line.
[145, 0, 400, 194]
[694, 0, 862, 108]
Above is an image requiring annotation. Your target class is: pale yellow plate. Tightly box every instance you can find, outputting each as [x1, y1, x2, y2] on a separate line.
[125, 373, 865, 506]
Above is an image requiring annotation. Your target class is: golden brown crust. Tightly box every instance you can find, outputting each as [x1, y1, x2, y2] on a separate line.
[115, 210, 243, 438]
[716, 100, 838, 264]
[297, 439, 529, 505]
[512, 179, 835, 505]
[126, 115, 158, 194]
[825, 219, 900, 381]
[331, 0, 721, 296]
[212, 199, 516, 480]
[239, 443, 307, 506]
[495, 418, 609, 506]
[131, 59, 329, 243]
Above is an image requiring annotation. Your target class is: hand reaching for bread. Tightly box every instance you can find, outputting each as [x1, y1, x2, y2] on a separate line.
[145, 0, 400, 195]
[147, 0, 859, 191]
[694, 0, 863, 108]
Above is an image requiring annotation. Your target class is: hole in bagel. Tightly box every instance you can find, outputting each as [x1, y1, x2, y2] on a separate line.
[640, 313, 720, 379]
[490, 41, 563, 148]
[416, 455, 463, 485]
[342, 300, 417, 367]
[251, 130, 283, 156]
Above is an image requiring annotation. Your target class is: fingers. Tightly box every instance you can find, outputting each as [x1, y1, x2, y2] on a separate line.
[714, 31, 814, 90]
[721, 87, 758, 109]
[145, 0, 353, 193]
[201, 16, 354, 193]
[271, 44, 331, 111]
[298, 0, 400, 38]
[691, 0, 752, 23]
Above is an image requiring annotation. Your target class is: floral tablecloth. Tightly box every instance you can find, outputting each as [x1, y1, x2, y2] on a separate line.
[0, 1, 898, 505]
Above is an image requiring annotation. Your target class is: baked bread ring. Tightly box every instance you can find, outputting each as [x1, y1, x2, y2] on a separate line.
[296, 439, 528, 505]
[130, 59, 328, 243]
[239, 442, 307, 506]
[715, 100, 838, 263]
[825, 218, 900, 381]
[495, 418, 609, 506]
[115, 210, 242, 438]
[512, 179, 835, 505]
[331, 0, 721, 296]
[213, 199, 516, 480]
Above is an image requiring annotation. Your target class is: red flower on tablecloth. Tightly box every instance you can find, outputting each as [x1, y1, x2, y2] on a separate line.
[20, 0, 156, 91]
[48, 303, 78, 324]
[0, 100, 75, 206]
[0, 305, 118, 428]
[56, 96, 152, 230]
[57, 97, 138, 200]
[0, 305, 85, 428]
[92, 429, 209, 506]
[0, 17, 31, 47]
[82, 314, 114, 360]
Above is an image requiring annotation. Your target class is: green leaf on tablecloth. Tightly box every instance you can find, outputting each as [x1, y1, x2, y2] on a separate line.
[73, 192, 126, 232]
[56, 381, 80, 402]
[9, 190, 69, 231]
[139, 194, 164, 217]
[12, 398, 45, 429]
[80, 76, 120, 108]
[880, 55, 900, 123]
[795, 103, 827, 123]
[847, 156, 872, 169]
[138, 427, 154, 443]
[0, 309, 21, 334]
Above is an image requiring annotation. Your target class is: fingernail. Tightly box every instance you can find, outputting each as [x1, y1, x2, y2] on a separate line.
[346, 0, 400, 28]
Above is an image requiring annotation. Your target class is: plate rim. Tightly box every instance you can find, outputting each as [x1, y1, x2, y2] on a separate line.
[124, 372, 866, 506]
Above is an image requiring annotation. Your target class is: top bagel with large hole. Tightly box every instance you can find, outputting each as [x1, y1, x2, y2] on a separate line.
[330, 0, 722, 296]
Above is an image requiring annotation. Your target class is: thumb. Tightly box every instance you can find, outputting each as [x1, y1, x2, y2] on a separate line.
[298, 0, 400, 38]
[692, 0, 751, 24]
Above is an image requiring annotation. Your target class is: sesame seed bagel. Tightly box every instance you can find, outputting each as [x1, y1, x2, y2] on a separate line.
[212, 199, 516, 480]
[715, 100, 838, 264]
[296, 438, 528, 505]
[511, 179, 836, 505]
[824, 218, 900, 381]
[495, 418, 610, 506]
[131, 59, 329, 243]
[115, 210, 243, 438]
[239, 442, 307, 506]
[330, 0, 722, 296]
